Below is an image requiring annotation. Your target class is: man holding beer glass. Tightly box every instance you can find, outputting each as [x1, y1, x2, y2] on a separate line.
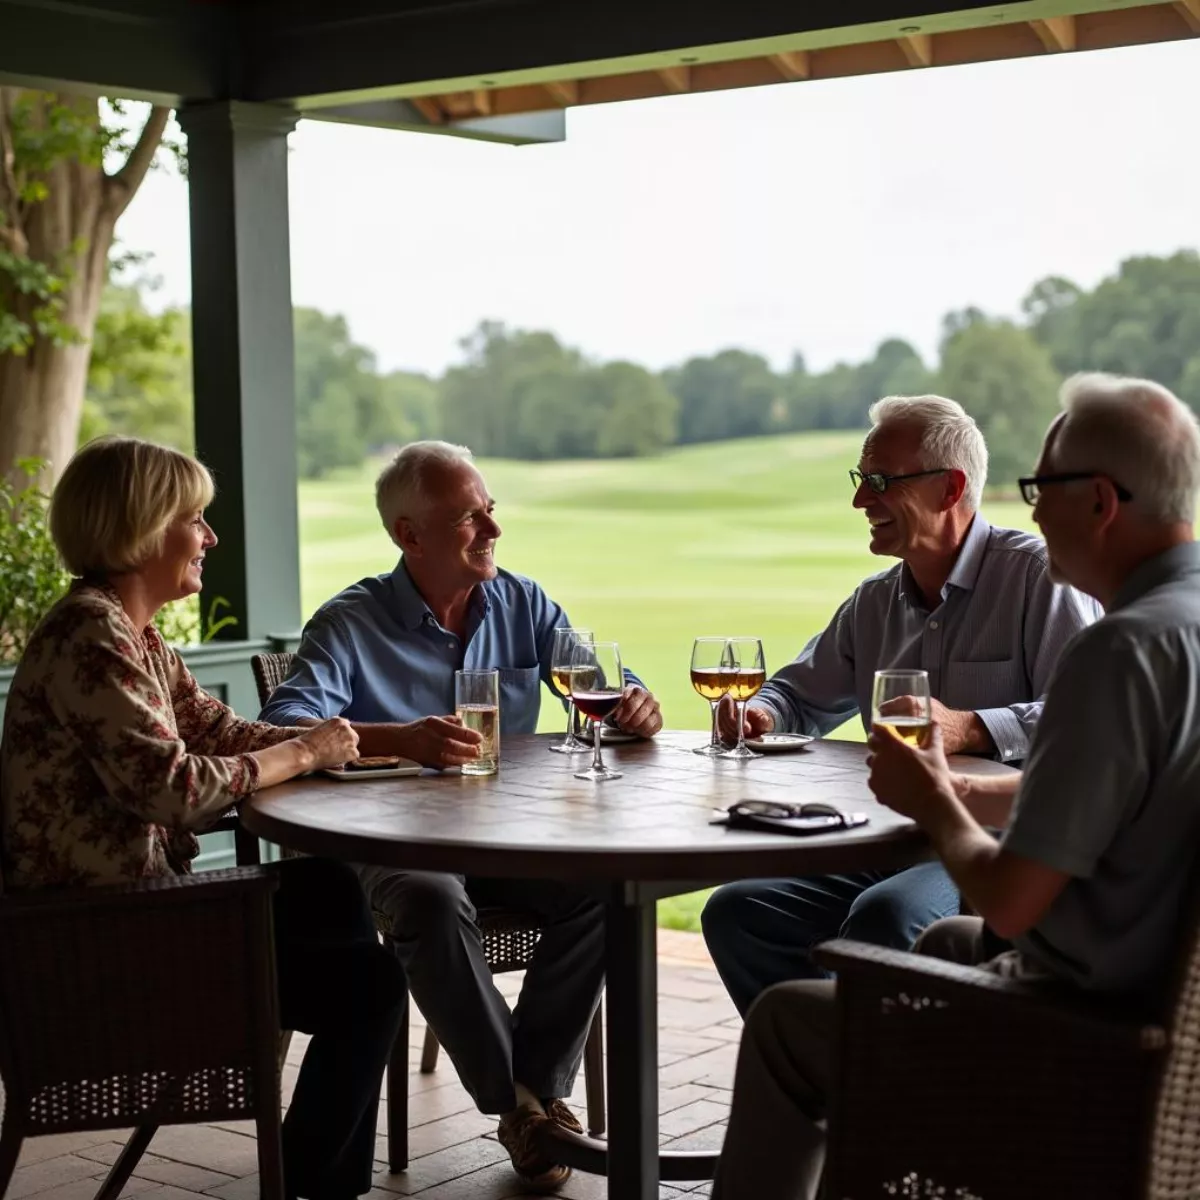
[703, 395, 1099, 1015]
[713, 372, 1200, 1200]
[261, 441, 663, 1188]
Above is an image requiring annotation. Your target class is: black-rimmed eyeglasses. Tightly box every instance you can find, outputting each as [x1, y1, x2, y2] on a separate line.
[1017, 472, 1134, 506]
[726, 801, 853, 826]
[849, 468, 949, 495]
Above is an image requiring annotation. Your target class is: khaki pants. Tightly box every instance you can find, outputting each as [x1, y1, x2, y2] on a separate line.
[710, 916, 1007, 1200]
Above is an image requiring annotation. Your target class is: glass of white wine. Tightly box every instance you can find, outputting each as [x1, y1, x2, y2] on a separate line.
[716, 637, 766, 760]
[549, 627, 594, 754]
[690, 637, 735, 756]
[872, 669, 933, 748]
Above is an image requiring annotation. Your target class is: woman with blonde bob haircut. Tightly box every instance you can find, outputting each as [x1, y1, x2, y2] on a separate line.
[2, 435, 407, 1200]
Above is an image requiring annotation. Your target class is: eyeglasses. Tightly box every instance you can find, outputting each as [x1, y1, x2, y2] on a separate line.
[849, 468, 949, 494]
[1017, 472, 1134, 506]
[725, 801, 852, 825]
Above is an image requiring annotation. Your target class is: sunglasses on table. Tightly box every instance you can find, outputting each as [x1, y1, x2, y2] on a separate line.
[714, 800, 870, 836]
[848, 468, 950, 494]
[1016, 472, 1134, 506]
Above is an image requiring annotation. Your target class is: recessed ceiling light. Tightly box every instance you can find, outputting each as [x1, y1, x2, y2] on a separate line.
[680, 56, 698, 64]
[899, 25, 921, 32]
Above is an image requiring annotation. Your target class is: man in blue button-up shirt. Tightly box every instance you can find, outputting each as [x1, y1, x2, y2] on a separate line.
[702, 395, 1099, 1017]
[260, 442, 662, 1189]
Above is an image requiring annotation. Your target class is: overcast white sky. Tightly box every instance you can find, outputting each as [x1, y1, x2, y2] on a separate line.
[120, 37, 1200, 378]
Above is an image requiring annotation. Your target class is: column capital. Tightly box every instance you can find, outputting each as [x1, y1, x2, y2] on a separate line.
[178, 100, 299, 139]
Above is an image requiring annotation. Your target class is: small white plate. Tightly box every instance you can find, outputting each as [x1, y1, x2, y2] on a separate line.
[581, 725, 640, 744]
[744, 733, 815, 753]
[321, 759, 423, 781]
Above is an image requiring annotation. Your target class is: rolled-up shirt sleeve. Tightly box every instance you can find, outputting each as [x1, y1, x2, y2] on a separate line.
[752, 596, 859, 736]
[974, 562, 1099, 762]
[259, 609, 356, 724]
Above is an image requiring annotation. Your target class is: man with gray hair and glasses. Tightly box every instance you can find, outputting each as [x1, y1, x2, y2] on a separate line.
[703, 393, 1099, 1017]
[713, 371, 1200, 1200]
[262, 440, 663, 1189]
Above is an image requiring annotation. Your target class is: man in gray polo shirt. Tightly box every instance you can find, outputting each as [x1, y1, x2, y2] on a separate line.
[703, 394, 1098, 1015]
[711, 371, 1200, 1200]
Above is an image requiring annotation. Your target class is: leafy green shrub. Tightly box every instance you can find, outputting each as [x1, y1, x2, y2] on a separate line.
[0, 458, 237, 665]
[0, 458, 71, 664]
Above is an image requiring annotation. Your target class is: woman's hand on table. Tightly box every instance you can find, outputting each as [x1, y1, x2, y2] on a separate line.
[297, 718, 360, 770]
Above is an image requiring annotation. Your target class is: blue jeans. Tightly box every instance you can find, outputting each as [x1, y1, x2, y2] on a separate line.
[701, 863, 961, 1016]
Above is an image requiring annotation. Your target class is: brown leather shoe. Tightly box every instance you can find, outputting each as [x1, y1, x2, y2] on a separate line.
[497, 1105, 571, 1191]
[543, 1098, 584, 1136]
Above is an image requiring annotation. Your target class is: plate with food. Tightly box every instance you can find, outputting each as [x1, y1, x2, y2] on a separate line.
[743, 733, 816, 754]
[321, 755, 423, 780]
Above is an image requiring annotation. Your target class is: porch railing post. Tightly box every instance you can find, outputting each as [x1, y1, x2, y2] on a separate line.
[178, 100, 302, 642]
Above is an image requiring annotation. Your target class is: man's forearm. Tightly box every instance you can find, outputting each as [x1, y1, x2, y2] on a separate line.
[942, 709, 995, 754]
[921, 792, 1010, 919]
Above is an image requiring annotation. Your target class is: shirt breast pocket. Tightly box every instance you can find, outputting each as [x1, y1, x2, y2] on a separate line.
[942, 658, 1026, 710]
[497, 666, 542, 734]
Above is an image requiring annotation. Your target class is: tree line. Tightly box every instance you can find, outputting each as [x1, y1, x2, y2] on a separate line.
[83, 249, 1200, 490]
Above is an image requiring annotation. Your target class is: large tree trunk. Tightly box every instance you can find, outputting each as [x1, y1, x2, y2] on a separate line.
[0, 90, 169, 489]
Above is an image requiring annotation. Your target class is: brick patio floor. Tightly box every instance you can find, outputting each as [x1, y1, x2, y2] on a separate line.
[7, 931, 738, 1200]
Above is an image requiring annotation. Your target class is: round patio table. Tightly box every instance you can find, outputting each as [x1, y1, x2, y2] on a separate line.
[241, 729, 1016, 1200]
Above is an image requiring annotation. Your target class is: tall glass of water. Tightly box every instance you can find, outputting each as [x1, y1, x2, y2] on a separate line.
[871, 669, 932, 748]
[456, 668, 499, 776]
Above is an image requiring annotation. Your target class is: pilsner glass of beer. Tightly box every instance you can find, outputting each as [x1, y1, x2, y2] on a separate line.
[872, 669, 933, 748]
[456, 668, 500, 776]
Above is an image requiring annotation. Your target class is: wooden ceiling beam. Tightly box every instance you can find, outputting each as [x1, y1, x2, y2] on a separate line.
[410, 95, 445, 124]
[767, 50, 810, 81]
[657, 65, 691, 93]
[543, 79, 579, 105]
[897, 31, 934, 66]
[1174, 0, 1200, 33]
[1030, 15, 1077, 51]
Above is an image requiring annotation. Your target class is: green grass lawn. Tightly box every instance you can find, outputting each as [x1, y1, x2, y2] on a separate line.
[297, 432, 1038, 931]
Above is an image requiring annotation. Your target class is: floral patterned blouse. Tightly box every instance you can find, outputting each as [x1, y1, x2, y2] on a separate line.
[1, 582, 302, 889]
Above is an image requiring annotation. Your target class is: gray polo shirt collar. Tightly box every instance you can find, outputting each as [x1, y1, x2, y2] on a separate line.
[1110, 542, 1200, 613]
[389, 559, 493, 632]
[899, 513, 992, 609]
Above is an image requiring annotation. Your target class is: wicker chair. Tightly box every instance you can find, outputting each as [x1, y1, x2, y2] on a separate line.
[251, 651, 606, 1170]
[814, 927, 1200, 1200]
[0, 867, 285, 1200]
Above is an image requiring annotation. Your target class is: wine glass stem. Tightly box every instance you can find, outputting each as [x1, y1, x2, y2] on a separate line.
[565, 699, 577, 745]
[708, 701, 720, 748]
[734, 699, 748, 753]
[592, 718, 604, 773]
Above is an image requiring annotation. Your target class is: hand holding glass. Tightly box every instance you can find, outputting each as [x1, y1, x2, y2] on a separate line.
[455, 669, 499, 775]
[549, 627, 594, 754]
[717, 638, 766, 760]
[571, 640, 624, 782]
[872, 669, 932, 748]
[691, 637, 736, 756]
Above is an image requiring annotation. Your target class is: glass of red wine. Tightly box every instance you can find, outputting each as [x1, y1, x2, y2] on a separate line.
[570, 639, 625, 782]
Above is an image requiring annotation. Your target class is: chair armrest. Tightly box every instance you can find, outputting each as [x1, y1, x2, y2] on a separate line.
[814, 938, 1164, 1047]
[1, 865, 277, 917]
